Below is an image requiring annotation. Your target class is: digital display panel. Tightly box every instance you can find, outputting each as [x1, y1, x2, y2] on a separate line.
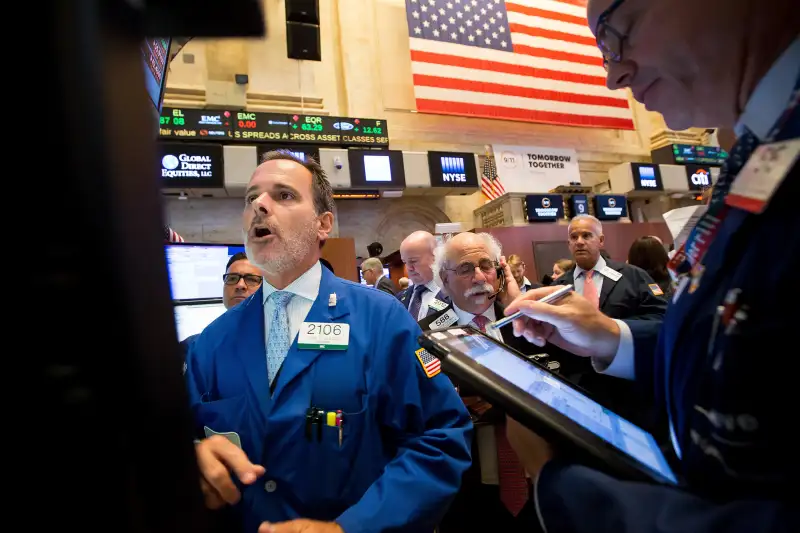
[232, 111, 291, 142]
[347, 150, 406, 188]
[593, 195, 628, 220]
[174, 302, 227, 342]
[569, 194, 588, 218]
[159, 110, 389, 147]
[165, 244, 246, 301]
[159, 107, 233, 140]
[673, 144, 728, 166]
[631, 163, 663, 191]
[288, 115, 389, 146]
[141, 37, 170, 112]
[157, 142, 224, 189]
[684, 164, 713, 191]
[525, 194, 564, 221]
[256, 145, 321, 164]
[427, 151, 479, 188]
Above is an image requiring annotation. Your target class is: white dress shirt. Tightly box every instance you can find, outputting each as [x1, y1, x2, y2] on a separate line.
[573, 256, 607, 298]
[520, 277, 533, 293]
[410, 279, 442, 320]
[453, 303, 503, 342]
[262, 262, 321, 350]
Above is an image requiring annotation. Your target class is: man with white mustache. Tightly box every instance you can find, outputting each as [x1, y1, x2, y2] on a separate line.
[420, 232, 556, 533]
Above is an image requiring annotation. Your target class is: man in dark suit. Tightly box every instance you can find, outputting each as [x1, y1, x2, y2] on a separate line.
[399, 231, 451, 319]
[551, 214, 667, 427]
[361, 257, 395, 295]
[502, 2, 798, 531]
[420, 231, 551, 533]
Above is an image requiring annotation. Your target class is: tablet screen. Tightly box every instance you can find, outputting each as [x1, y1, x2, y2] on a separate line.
[444, 331, 677, 484]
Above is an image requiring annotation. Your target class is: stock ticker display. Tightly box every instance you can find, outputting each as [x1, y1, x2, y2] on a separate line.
[159, 108, 389, 147]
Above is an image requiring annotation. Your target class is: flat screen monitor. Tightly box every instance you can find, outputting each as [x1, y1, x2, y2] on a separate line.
[347, 149, 406, 188]
[141, 37, 171, 116]
[166, 243, 246, 301]
[173, 301, 227, 342]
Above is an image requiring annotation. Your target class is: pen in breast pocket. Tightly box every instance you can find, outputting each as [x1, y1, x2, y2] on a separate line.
[488, 284, 574, 331]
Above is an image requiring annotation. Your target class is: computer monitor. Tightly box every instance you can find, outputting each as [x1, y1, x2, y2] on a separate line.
[166, 243, 246, 301]
[174, 300, 227, 341]
[142, 37, 171, 124]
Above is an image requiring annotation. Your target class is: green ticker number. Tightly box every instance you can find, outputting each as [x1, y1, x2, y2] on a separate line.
[173, 118, 185, 126]
[301, 124, 323, 132]
[362, 127, 382, 134]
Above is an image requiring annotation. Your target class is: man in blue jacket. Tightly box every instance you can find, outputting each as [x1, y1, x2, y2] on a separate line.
[185, 150, 472, 533]
[501, 0, 798, 531]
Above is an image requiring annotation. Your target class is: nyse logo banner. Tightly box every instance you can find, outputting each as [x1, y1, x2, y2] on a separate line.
[632, 163, 664, 191]
[427, 151, 479, 188]
[441, 156, 467, 183]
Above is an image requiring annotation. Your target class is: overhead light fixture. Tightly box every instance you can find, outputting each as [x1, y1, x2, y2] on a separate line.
[333, 190, 380, 200]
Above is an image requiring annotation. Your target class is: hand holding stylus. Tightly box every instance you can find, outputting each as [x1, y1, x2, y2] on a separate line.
[503, 285, 622, 362]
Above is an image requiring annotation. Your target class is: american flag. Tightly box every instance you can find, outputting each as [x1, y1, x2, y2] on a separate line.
[415, 348, 442, 378]
[404, 0, 634, 129]
[481, 155, 506, 201]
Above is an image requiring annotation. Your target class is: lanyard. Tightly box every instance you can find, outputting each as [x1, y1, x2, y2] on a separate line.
[667, 81, 800, 281]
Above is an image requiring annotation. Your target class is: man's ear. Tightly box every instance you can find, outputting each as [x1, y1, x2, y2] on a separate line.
[317, 212, 334, 241]
[599, 234, 605, 247]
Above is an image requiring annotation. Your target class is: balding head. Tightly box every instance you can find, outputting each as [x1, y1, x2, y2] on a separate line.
[587, 0, 798, 130]
[400, 231, 437, 285]
[433, 232, 502, 315]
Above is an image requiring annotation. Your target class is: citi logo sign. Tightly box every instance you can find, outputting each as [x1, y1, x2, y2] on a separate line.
[691, 168, 710, 186]
[441, 156, 466, 182]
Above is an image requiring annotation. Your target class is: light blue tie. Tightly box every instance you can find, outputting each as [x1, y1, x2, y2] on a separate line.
[266, 291, 294, 385]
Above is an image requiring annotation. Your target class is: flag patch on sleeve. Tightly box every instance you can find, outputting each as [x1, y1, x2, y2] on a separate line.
[415, 348, 441, 378]
[648, 283, 664, 296]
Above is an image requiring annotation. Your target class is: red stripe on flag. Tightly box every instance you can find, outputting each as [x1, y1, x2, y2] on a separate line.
[417, 99, 635, 130]
[413, 74, 629, 109]
[505, 3, 588, 26]
[547, 0, 590, 7]
[410, 50, 608, 86]
[512, 43, 604, 67]
[508, 23, 596, 47]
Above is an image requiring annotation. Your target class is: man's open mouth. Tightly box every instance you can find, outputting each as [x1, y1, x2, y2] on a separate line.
[254, 227, 272, 238]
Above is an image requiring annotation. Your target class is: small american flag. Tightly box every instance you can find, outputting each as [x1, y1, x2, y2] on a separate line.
[481, 155, 506, 201]
[404, 0, 633, 129]
[415, 347, 442, 378]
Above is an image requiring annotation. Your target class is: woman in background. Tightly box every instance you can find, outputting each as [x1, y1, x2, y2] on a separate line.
[551, 258, 574, 281]
[628, 236, 672, 299]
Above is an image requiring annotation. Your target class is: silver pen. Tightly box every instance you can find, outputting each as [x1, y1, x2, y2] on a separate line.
[487, 284, 574, 330]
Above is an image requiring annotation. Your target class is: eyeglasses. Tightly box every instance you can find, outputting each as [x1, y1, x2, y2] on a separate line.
[222, 273, 263, 287]
[445, 259, 498, 278]
[595, 0, 627, 70]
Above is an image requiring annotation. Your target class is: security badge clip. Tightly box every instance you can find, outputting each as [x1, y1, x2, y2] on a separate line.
[329, 293, 337, 307]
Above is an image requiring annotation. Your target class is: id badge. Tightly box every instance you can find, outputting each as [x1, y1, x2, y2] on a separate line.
[298, 322, 350, 350]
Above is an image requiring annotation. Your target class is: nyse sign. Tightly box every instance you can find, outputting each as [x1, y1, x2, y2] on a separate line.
[441, 156, 467, 182]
